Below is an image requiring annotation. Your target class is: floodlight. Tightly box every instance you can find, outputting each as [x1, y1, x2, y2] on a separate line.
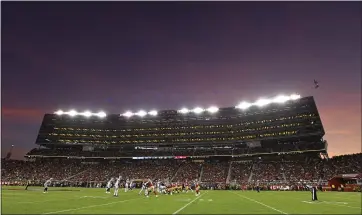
[273, 95, 290, 103]
[193, 107, 204, 114]
[55, 110, 64, 115]
[97, 111, 107, 118]
[236, 102, 252, 110]
[179, 108, 190, 114]
[290, 94, 301, 100]
[83, 111, 92, 117]
[255, 99, 271, 107]
[148, 110, 158, 116]
[206, 106, 219, 113]
[123, 111, 134, 117]
[68, 110, 78, 116]
[136, 110, 147, 117]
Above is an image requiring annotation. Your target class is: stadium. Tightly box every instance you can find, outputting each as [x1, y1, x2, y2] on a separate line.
[2, 94, 361, 214]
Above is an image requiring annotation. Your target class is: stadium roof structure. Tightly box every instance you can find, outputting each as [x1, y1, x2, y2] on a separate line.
[53, 93, 301, 118]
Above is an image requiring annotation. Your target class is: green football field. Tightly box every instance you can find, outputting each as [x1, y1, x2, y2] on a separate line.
[1, 187, 361, 214]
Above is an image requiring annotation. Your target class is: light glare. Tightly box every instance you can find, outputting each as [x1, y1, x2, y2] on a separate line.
[179, 108, 190, 114]
[148, 110, 158, 116]
[68, 110, 78, 116]
[236, 102, 252, 110]
[55, 110, 64, 115]
[123, 111, 134, 117]
[136, 110, 147, 117]
[290, 94, 301, 100]
[273, 95, 289, 103]
[207, 106, 219, 113]
[235, 93, 301, 110]
[97, 111, 107, 118]
[83, 111, 92, 117]
[255, 99, 271, 107]
[193, 107, 204, 114]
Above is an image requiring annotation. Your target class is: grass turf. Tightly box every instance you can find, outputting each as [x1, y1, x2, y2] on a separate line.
[1, 187, 361, 214]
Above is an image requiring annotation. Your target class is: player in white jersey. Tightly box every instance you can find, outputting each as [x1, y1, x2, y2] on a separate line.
[139, 181, 147, 195]
[113, 176, 121, 197]
[43, 178, 53, 193]
[106, 178, 114, 193]
[156, 180, 161, 193]
[125, 179, 130, 192]
[159, 182, 166, 194]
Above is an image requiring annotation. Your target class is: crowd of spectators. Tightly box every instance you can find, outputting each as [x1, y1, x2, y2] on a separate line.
[172, 162, 201, 182]
[2, 159, 88, 181]
[2, 153, 361, 186]
[201, 161, 229, 182]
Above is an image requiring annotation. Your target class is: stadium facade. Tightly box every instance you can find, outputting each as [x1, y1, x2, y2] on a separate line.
[26, 95, 328, 159]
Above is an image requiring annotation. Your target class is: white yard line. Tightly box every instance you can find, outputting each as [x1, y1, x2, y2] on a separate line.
[230, 191, 288, 215]
[42, 197, 142, 214]
[172, 192, 207, 215]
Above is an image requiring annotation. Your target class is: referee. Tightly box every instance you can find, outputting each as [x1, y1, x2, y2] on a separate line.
[25, 180, 31, 190]
[311, 186, 318, 201]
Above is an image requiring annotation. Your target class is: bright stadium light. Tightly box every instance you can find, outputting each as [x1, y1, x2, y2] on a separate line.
[178, 108, 190, 114]
[55, 110, 64, 115]
[255, 98, 271, 107]
[82, 111, 92, 117]
[290, 94, 301, 100]
[236, 102, 252, 110]
[206, 106, 219, 113]
[235, 93, 301, 110]
[135, 110, 147, 117]
[148, 110, 158, 116]
[192, 107, 204, 114]
[68, 110, 78, 116]
[273, 95, 290, 103]
[123, 111, 134, 118]
[97, 111, 107, 118]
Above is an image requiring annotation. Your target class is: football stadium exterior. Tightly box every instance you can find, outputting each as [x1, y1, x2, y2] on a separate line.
[27, 95, 328, 158]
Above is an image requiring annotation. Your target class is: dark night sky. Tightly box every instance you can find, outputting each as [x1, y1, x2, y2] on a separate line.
[1, 2, 361, 159]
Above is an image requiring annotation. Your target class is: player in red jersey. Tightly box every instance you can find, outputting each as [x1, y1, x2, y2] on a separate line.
[145, 179, 158, 198]
[195, 180, 200, 196]
[184, 180, 191, 193]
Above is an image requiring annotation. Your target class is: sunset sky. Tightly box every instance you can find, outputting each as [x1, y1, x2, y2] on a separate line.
[1, 2, 361, 160]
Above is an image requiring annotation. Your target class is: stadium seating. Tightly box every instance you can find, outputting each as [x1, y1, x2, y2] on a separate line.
[2, 153, 361, 187]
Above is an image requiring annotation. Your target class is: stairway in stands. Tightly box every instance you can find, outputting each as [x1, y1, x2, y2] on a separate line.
[248, 163, 256, 183]
[226, 162, 233, 184]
